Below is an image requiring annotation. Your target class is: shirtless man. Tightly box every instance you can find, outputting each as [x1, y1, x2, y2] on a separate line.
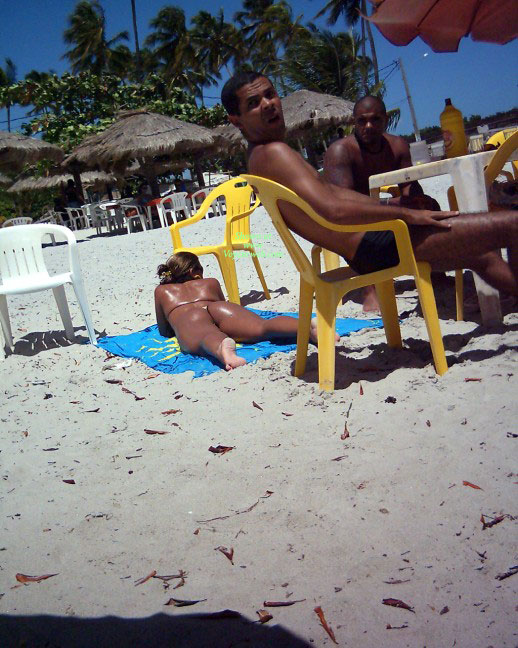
[221, 71, 518, 306]
[324, 95, 439, 311]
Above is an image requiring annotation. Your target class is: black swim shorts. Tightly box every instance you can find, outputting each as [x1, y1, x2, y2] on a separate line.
[347, 230, 400, 275]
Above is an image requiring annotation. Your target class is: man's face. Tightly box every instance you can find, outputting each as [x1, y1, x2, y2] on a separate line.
[353, 100, 388, 147]
[228, 77, 285, 143]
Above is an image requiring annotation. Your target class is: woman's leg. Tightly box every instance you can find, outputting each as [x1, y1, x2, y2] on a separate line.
[173, 307, 246, 370]
[206, 302, 333, 343]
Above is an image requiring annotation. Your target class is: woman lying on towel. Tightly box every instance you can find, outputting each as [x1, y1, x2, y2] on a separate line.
[155, 252, 332, 370]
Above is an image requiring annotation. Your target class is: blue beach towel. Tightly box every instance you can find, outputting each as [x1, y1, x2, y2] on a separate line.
[97, 308, 382, 378]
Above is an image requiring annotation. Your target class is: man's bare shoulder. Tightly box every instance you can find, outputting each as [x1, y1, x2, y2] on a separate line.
[249, 141, 296, 167]
[248, 140, 318, 186]
[326, 135, 357, 158]
[384, 133, 410, 154]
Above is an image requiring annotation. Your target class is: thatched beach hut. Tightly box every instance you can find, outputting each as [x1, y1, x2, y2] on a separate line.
[64, 110, 215, 196]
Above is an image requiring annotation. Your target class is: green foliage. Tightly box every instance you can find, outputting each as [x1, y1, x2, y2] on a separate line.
[1, 72, 226, 152]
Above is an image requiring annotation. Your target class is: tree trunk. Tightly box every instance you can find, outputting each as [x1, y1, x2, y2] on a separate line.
[71, 166, 85, 204]
[363, 2, 380, 86]
[130, 0, 142, 81]
[194, 158, 205, 187]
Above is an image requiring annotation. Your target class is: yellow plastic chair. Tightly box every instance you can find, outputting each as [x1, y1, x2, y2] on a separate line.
[486, 129, 518, 180]
[242, 174, 447, 391]
[170, 177, 271, 305]
[448, 130, 518, 320]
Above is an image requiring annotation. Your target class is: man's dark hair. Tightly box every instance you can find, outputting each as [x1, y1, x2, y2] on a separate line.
[221, 71, 268, 115]
[353, 95, 387, 116]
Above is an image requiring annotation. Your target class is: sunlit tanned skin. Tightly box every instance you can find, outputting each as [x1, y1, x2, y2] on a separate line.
[224, 75, 518, 299]
[324, 96, 440, 311]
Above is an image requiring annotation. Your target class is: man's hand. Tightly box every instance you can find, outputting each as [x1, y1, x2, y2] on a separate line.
[402, 208, 458, 229]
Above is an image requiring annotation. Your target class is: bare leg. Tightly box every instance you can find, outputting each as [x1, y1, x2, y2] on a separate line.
[410, 211, 518, 296]
[361, 285, 380, 312]
[207, 302, 339, 344]
[172, 307, 246, 370]
[207, 302, 302, 341]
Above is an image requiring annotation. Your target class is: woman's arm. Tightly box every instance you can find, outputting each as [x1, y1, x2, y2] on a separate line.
[154, 288, 172, 337]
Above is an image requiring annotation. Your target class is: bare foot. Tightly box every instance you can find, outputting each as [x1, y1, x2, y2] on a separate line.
[310, 318, 340, 344]
[362, 285, 380, 313]
[218, 337, 247, 371]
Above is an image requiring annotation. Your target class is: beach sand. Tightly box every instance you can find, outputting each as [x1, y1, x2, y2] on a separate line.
[1, 176, 517, 647]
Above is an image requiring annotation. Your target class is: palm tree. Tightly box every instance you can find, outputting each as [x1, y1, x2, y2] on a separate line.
[130, 0, 142, 80]
[63, 0, 129, 75]
[281, 25, 371, 100]
[0, 58, 16, 131]
[234, 0, 304, 90]
[315, 0, 379, 89]
[145, 6, 189, 82]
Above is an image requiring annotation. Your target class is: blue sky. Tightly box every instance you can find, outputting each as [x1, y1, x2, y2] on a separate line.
[0, 0, 517, 136]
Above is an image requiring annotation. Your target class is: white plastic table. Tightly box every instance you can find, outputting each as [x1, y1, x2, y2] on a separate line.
[369, 150, 515, 326]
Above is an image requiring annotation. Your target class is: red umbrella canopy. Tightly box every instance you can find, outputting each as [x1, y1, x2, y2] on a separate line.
[368, 0, 518, 52]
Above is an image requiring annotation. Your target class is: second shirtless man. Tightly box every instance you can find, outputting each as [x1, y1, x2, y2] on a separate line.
[324, 95, 440, 311]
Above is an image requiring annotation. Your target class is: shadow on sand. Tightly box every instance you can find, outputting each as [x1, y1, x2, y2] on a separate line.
[0, 611, 312, 648]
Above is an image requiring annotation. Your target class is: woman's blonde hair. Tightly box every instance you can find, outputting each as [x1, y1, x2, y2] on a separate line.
[157, 251, 203, 285]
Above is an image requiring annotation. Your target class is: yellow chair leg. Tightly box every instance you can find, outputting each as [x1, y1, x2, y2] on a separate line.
[455, 269, 464, 321]
[315, 288, 338, 392]
[294, 277, 314, 377]
[415, 265, 448, 375]
[250, 250, 271, 299]
[375, 280, 402, 348]
[215, 252, 241, 305]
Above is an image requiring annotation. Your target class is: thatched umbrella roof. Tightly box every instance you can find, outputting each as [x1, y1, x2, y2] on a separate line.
[63, 110, 215, 196]
[214, 90, 355, 153]
[123, 158, 192, 178]
[8, 170, 116, 193]
[64, 110, 215, 170]
[0, 131, 64, 171]
[0, 172, 12, 185]
[282, 90, 354, 139]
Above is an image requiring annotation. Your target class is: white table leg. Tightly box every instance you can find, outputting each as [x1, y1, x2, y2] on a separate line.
[450, 158, 502, 326]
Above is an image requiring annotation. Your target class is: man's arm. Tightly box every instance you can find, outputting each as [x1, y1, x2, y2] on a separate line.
[323, 140, 355, 189]
[249, 141, 454, 228]
[155, 288, 172, 337]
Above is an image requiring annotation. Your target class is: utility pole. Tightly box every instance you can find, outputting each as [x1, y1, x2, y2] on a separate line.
[398, 57, 420, 142]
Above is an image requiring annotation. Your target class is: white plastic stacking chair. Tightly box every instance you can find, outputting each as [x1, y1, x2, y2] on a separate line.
[120, 204, 148, 233]
[65, 207, 89, 231]
[190, 189, 221, 219]
[0, 224, 97, 355]
[2, 217, 33, 228]
[157, 192, 191, 227]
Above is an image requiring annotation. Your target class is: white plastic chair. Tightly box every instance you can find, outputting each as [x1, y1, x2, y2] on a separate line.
[190, 189, 222, 219]
[65, 208, 89, 231]
[0, 224, 97, 355]
[2, 217, 33, 228]
[157, 192, 191, 227]
[120, 204, 148, 233]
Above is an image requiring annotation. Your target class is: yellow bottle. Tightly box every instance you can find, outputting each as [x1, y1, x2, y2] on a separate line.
[440, 98, 468, 158]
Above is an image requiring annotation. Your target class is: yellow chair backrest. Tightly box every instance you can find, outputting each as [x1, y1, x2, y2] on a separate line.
[170, 177, 258, 248]
[484, 130, 518, 187]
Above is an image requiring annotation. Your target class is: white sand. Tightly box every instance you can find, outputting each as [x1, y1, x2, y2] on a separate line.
[1, 177, 517, 647]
